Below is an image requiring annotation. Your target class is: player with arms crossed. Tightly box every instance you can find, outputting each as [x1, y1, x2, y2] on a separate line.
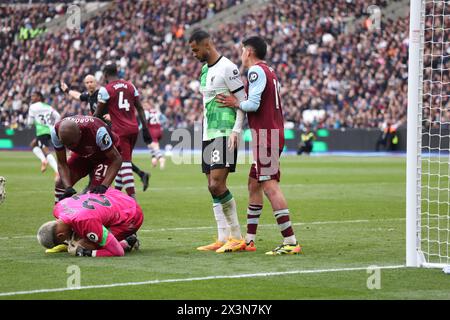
[217, 36, 302, 255]
[60, 75, 150, 191]
[51, 116, 122, 203]
[27, 91, 60, 177]
[144, 104, 166, 169]
[37, 188, 142, 257]
[95, 64, 152, 199]
[189, 30, 246, 253]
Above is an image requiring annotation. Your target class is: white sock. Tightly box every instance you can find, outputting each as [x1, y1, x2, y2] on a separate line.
[213, 203, 229, 243]
[283, 235, 297, 245]
[32, 147, 46, 162]
[221, 197, 242, 240]
[245, 233, 256, 244]
[46, 154, 58, 173]
[147, 145, 155, 157]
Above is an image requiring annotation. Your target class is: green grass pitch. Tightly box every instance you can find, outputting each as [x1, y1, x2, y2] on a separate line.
[0, 151, 449, 300]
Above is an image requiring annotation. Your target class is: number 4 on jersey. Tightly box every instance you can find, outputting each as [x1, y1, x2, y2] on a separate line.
[118, 91, 130, 112]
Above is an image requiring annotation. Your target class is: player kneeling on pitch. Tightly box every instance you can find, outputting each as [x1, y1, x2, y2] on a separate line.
[37, 188, 143, 257]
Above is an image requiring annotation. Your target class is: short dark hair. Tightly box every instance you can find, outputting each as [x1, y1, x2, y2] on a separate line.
[103, 63, 118, 77]
[32, 91, 44, 100]
[242, 36, 267, 60]
[188, 29, 211, 44]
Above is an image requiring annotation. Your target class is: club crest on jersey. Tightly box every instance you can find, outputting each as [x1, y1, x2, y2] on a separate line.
[249, 72, 258, 83]
[102, 133, 110, 146]
[87, 232, 99, 242]
[211, 76, 215, 84]
[233, 69, 239, 75]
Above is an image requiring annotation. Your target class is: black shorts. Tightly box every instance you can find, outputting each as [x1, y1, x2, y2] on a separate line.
[201, 136, 237, 174]
[37, 134, 52, 148]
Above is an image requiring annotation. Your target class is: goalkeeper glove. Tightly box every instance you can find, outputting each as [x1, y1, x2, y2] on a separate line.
[60, 187, 76, 200]
[75, 247, 92, 257]
[68, 241, 92, 257]
[90, 184, 108, 194]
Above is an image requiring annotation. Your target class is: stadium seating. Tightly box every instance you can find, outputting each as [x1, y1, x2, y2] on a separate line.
[0, 0, 410, 132]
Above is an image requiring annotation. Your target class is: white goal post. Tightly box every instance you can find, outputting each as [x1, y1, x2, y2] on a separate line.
[407, 0, 450, 268]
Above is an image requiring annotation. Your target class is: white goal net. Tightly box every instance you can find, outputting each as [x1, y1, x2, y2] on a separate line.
[408, 0, 450, 268]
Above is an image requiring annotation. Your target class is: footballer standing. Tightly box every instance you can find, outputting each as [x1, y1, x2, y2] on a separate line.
[189, 29, 247, 253]
[95, 64, 152, 199]
[217, 36, 302, 255]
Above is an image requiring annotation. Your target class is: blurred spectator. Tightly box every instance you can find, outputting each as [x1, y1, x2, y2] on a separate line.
[297, 126, 316, 155]
[375, 119, 399, 151]
[0, 0, 446, 135]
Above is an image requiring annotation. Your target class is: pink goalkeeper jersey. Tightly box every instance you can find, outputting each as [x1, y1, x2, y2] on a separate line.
[53, 189, 138, 246]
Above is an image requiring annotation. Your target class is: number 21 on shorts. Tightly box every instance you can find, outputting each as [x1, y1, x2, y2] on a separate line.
[95, 164, 108, 178]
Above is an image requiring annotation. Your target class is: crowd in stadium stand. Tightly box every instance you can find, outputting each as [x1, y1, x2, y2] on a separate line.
[0, 0, 421, 133]
[421, 1, 450, 131]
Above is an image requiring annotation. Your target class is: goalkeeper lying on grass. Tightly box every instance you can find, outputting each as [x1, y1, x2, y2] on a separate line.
[37, 188, 143, 257]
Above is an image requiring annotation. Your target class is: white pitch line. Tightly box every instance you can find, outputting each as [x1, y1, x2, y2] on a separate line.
[0, 218, 406, 240]
[139, 218, 406, 233]
[0, 264, 405, 297]
[0, 235, 35, 241]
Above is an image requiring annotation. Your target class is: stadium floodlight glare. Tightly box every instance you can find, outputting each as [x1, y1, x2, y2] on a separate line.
[407, 0, 450, 268]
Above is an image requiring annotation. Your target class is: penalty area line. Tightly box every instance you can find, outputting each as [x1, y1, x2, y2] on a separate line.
[0, 265, 405, 297]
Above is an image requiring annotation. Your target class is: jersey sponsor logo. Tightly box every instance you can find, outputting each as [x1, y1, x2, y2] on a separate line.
[249, 72, 258, 83]
[101, 133, 110, 146]
[87, 232, 99, 242]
